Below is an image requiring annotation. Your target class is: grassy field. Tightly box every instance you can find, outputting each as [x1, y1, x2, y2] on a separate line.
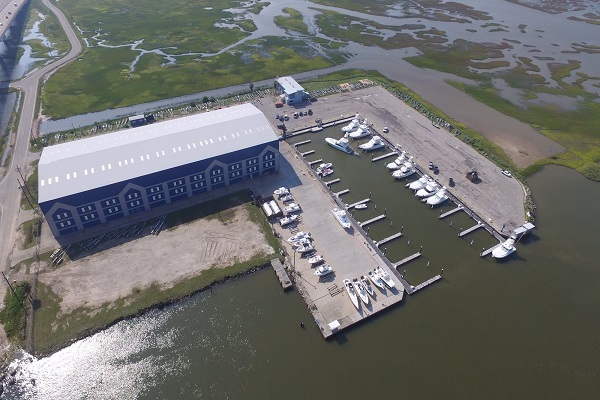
[0, 282, 31, 344]
[32, 193, 281, 354]
[18, 219, 40, 249]
[274, 7, 309, 34]
[25, 0, 71, 58]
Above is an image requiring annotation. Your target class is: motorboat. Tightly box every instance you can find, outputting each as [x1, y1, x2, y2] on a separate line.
[314, 264, 333, 277]
[325, 137, 355, 155]
[386, 151, 408, 170]
[347, 121, 371, 139]
[354, 203, 368, 210]
[341, 114, 361, 133]
[284, 203, 301, 213]
[292, 237, 312, 246]
[317, 162, 333, 170]
[294, 242, 315, 253]
[352, 278, 370, 305]
[358, 135, 384, 151]
[319, 168, 334, 177]
[308, 254, 324, 265]
[344, 279, 360, 310]
[407, 174, 430, 190]
[492, 238, 517, 259]
[415, 181, 440, 198]
[279, 214, 299, 226]
[332, 208, 351, 229]
[376, 267, 396, 289]
[426, 188, 448, 206]
[273, 187, 289, 196]
[279, 194, 294, 202]
[287, 231, 311, 243]
[368, 270, 385, 290]
[392, 161, 416, 179]
[361, 275, 374, 298]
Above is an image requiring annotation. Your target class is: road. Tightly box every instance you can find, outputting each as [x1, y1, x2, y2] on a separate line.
[0, 0, 26, 39]
[0, 0, 81, 277]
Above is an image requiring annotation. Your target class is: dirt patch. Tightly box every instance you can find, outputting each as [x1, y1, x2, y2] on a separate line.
[37, 205, 273, 316]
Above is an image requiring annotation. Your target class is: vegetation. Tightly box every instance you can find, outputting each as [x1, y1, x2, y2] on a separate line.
[19, 219, 41, 249]
[274, 7, 309, 34]
[0, 282, 31, 343]
[20, 160, 39, 210]
[25, 0, 71, 59]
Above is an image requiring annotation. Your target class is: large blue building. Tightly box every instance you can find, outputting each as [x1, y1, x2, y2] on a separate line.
[38, 104, 280, 237]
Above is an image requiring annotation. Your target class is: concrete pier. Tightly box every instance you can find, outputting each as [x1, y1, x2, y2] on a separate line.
[375, 232, 403, 246]
[271, 259, 292, 291]
[346, 198, 371, 209]
[360, 214, 385, 227]
[324, 178, 340, 186]
[308, 159, 323, 166]
[301, 150, 315, 157]
[335, 189, 350, 196]
[458, 222, 483, 237]
[411, 275, 442, 293]
[439, 206, 463, 219]
[480, 242, 502, 257]
[372, 152, 398, 162]
[393, 252, 422, 268]
[294, 140, 311, 147]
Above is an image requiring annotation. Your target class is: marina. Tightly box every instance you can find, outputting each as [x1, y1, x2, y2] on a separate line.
[458, 222, 484, 237]
[346, 198, 371, 209]
[375, 231, 403, 246]
[359, 214, 386, 227]
[371, 151, 398, 162]
[334, 188, 349, 196]
[439, 205, 463, 219]
[393, 252, 422, 268]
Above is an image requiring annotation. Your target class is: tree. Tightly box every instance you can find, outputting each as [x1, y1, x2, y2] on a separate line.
[249, 83, 254, 92]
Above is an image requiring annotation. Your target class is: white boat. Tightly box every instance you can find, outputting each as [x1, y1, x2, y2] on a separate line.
[273, 187, 289, 196]
[361, 275, 374, 297]
[287, 231, 311, 243]
[386, 151, 408, 170]
[269, 200, 281, 214]
[319, 168, 334, 177]
[344, 279, 360, 310]
[376, 267, 396, 289]
[415, 181, 440, 198]
[280, 194, 294, 202]
[407, 174, 430, 190]
[308, 255, 324, 265]
[392, 161, 416, 179]
[279, 214, 299, 226]
[332, 208, 351, 229]
[292, 237, 312, 246]
[354, 203, 368, 210]
[341, 114, 361, 133]
[347, 122, 371, 139]
[426, 188, 448, 206]
[325, 137, 355, 155]
[262, 202, 273, 217]
[317, 162, 333, 170]
[284, 203, 301, 213]
[294, 242, 315, 253]
[352, 278, 370, 305]
[368, 270, 385, 290]
[314, 264, 333, 277]
[358, 135, 385, 151]
[492, 238, 517, 259]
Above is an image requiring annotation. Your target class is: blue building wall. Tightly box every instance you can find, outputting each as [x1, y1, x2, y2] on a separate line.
[40, 141, 279, 237]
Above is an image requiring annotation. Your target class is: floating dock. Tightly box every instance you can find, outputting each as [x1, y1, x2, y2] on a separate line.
[372, 152, 398, 162]
[393, 252, 422, 268]
[271, 259, 292, 291]
[325, 178, 340, 186]
[308, 159, 323, 166]
[294, 140, 311, 147]
[375, 231, 403, 246]
[411, 275, 442, 293]
[458, 222, 483, 237]
[301, 150, 315, 157]
[480, 242, 502, 257]
[346, 198, 371, 209]
[360, 214, 385, 227]
[335, 189, 350, 196]
[439, 206, 463, 219]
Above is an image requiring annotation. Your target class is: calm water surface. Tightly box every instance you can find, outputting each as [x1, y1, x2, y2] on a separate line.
[5, 148, 600, 399]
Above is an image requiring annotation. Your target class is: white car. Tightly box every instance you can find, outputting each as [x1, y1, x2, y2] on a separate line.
[382, 127, 389, 133]
[501, 170, 512, 178]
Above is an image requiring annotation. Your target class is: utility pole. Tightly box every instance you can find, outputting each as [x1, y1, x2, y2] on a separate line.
[16, 166, 36, 205]
[1, 271, 20, 305]
[16, 176, 39, 217]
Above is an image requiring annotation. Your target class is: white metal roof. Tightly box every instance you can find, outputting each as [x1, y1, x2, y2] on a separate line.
[38, 103, 278, 203]
[277, 76, 305, 94]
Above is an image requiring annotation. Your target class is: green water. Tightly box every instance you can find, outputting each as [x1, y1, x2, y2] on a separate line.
[5, 147, 600, 399]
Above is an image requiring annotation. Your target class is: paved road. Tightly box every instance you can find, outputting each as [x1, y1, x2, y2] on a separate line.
[0, 0, 26, 39]
[0, 0, 81, 274]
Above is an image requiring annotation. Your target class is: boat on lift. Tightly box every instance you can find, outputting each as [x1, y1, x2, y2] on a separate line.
[287, 231, 311, 243]
[332, 208, 351, 229]
[273, 187, 289, 196]
[314, 264, 333, 277]
[308, 254, 324, 265]
[279, 214, 299, 226]
[294, 241, 315, 253]
[284, 202, 301, 213]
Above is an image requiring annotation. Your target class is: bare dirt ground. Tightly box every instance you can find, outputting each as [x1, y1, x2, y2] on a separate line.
[36, 205, 273, 315]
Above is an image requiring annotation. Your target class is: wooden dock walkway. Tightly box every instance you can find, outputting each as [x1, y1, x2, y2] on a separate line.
[335, 189, 350, 196]
[439, 206, 463, 219]
[308, 159, 323, 166]
[372, 152, 397, 162]
[411, 275, 442, 293]
[271, 259, 292, 291]
[325, 178, 340, 186]
[294, 140, 311, 147]
[375, 231, 403, 246]
[301, 150, 315, 157]
[346, 198, 371, 209]
[360, 214, 385, 227]
[393, 252, 421, 268]
[458, 222, 483, 237]
[480, 242, 502, 257]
